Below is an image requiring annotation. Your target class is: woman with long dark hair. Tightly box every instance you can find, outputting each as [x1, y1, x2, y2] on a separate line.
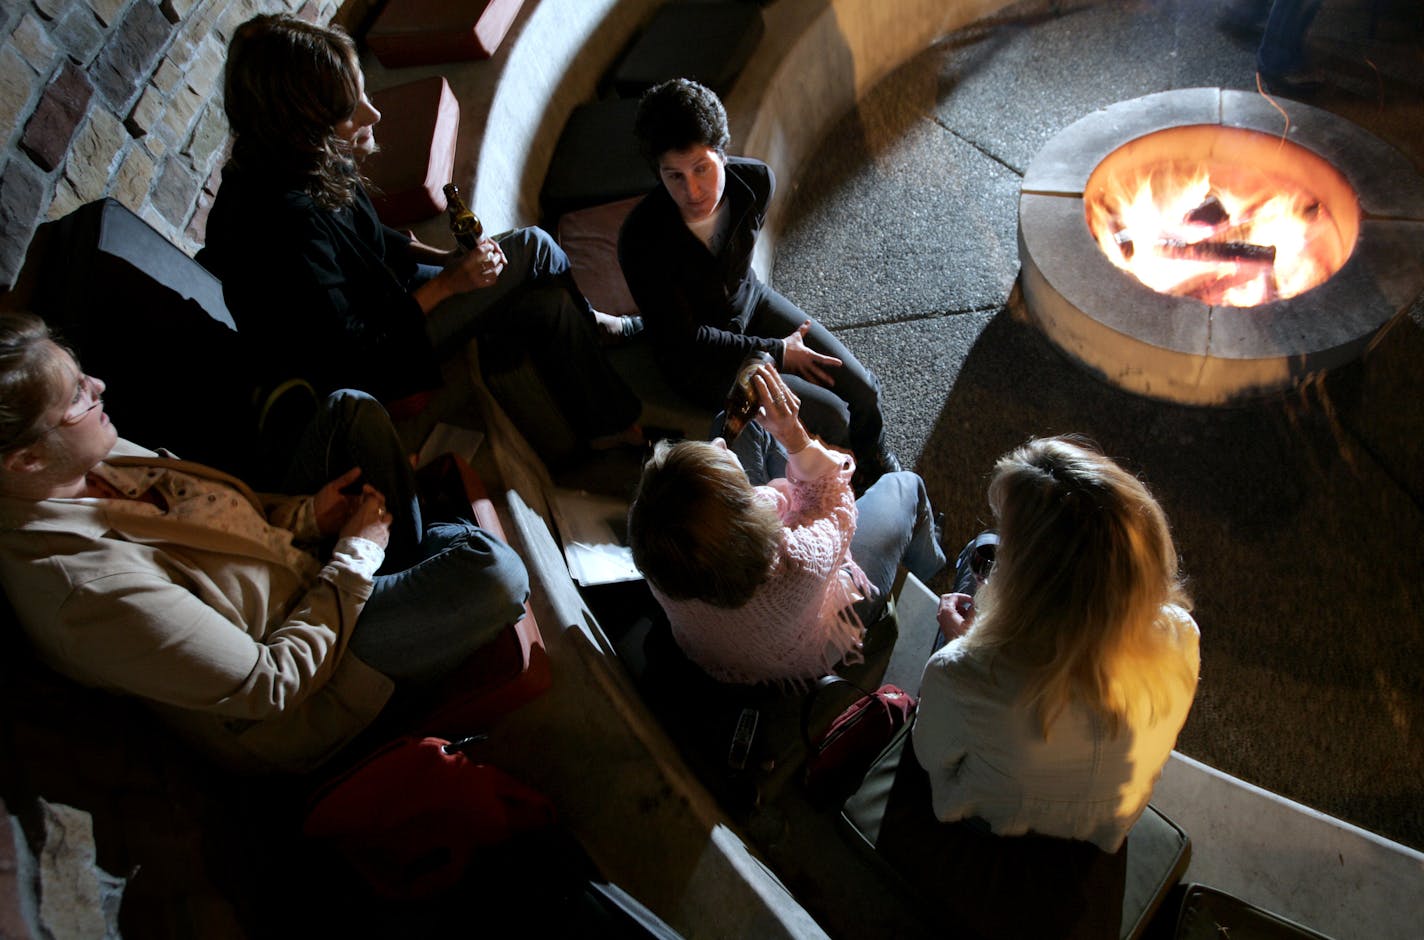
[201, 14, 643, 448]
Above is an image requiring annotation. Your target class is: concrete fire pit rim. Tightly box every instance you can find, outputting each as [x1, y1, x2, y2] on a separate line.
[1022, 87, 1424, 222]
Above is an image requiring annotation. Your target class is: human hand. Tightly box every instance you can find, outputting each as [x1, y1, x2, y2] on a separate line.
[339, 485, 391, 548]
[750, 365, 810, 452]
[780, 321, 841, 387]
[313, 467, 363, 537]
[936, 592, 975, 641]
[445, 237, 507, 291]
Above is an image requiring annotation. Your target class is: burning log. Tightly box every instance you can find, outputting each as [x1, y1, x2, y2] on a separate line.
[1154, 238, 1276, 265]
[1174, 266, 1264, 303]
[1183, 194, 1229, 227]
[1112, 228, 1136, 260]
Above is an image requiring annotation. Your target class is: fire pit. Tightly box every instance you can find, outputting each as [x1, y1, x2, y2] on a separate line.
[1018, 88, 1424, 404]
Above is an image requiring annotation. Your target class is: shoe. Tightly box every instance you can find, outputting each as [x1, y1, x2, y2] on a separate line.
[851, 447, 901, 495]
[598, 314, 644, 346]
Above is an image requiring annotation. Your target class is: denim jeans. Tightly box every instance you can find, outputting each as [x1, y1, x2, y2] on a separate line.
[417, 226, 641, 440]
[1258, 0, 1322, 74]
[280, 390, 529, 686]
[746, 283, 886, 464]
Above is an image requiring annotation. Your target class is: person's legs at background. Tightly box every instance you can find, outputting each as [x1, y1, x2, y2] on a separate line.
[485, 285, 643, 444]
[423, 226, 572, 351]
[280, 389, 423, 570]
[1257, 0, 1324, 88]
[713, 411, 787, 487]
[351, 521, 530, 686]
[848, 470, 946, 624]
[747, 286, 893, 480]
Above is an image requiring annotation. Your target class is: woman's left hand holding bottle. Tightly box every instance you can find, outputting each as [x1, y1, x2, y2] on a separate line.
[448, 236, 505, 290]
[412, 237, 508, 313]
[751, 365, 810, 454]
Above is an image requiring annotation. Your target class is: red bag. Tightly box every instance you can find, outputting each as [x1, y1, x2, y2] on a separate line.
[304, 735, 557, 899]
[803, 678, 917, 805]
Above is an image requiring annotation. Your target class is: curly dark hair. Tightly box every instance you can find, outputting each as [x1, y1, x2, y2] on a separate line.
[633, 78, 731, 168]
[223, 14, 364, 210]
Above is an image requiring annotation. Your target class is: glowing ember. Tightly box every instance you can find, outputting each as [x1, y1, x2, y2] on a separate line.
[1086, 160, 1351, 307]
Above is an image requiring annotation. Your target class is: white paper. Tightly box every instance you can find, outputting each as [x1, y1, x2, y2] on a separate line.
[549, 488, 643, 586]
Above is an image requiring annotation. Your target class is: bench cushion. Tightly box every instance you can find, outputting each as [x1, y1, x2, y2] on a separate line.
[611, 1, 765, 98]
[34, 198, 260, 477]
[556, 196, 643, 318]
[540, 98, 658, 223]
[840, 726, 1190, 940]
[367, 0, 526, 68]
[1168, 883, 1333, 940]
[365, 76, 461, 228]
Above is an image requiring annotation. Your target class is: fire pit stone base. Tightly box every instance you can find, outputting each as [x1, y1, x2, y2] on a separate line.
[1019, 87, 1424, 405]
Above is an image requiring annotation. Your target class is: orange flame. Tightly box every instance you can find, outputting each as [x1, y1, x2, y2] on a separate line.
[1086, 160, 1347, 307]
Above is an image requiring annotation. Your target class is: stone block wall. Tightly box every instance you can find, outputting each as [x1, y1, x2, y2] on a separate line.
[0, 0, 347, 293]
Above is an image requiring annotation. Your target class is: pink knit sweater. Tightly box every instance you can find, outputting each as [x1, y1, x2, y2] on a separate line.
[651, 441, 873, 685]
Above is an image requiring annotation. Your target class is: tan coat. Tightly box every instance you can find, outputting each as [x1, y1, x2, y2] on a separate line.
[0, 439, 393, 774]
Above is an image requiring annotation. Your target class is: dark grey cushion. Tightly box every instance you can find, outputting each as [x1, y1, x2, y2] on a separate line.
[611, 2, 765, 98]
[540, 98, 658, 223]
[34, 198, 262, 477]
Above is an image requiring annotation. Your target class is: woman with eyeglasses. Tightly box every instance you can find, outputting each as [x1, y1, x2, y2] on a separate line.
[0, 312, 529, 773]
[913, 436, 1200, 853]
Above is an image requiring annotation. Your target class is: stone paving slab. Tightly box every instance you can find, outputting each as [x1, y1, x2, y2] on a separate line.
[774, 54, 1020, 327]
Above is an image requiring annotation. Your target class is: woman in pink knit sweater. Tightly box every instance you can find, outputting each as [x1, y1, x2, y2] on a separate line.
[628, 365, 945, 685]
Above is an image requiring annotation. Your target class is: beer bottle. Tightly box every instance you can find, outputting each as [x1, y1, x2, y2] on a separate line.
[721, 351, 776, 442]
[443, 182, 483, 251]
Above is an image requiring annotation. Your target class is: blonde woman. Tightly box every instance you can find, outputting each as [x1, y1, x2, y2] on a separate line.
[628, 364, 944, 686]
[913, 436, 1200, 852]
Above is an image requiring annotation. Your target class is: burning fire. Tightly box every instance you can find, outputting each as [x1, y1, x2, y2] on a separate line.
[1086, 161, 1350, 307]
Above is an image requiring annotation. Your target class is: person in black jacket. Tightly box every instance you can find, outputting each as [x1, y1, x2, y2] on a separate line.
[618, 79, 898, 491]
[200, 14, 643, 450]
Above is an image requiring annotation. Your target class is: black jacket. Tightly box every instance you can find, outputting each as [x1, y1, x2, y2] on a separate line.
[617, 157, 785, 380]
[199, 164, 439, 404]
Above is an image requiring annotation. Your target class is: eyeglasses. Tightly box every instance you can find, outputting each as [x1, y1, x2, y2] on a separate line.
[35, 373, 103, 437]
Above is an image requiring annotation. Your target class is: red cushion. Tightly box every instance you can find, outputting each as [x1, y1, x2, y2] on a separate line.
[364, 76, 460, 228]
[410, 455, 552, 736]
[367, 0, 526, 68]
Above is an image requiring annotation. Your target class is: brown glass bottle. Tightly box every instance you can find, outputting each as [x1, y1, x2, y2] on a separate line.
[721, 351, 776, 442]
[443, 182, 483, 251]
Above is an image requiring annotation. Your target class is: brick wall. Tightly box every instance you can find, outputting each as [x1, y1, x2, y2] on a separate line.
[0, 0, 349, 293]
